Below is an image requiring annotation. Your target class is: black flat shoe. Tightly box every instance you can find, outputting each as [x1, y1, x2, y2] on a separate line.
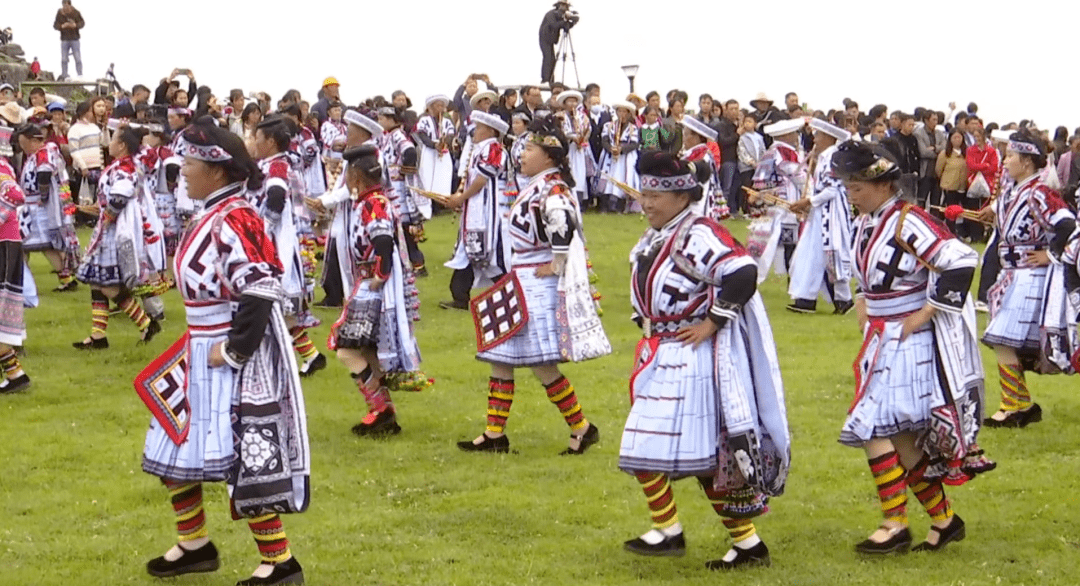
[0, 374, 31, 394]
[146, 541, 221, 578]
[855, 526, 912, 555]
[351, 409, 401, 437]
[299, 353, 326, 378]
[785, 299, 817, 314]
[623, 532, 686, 557]
[73, 337, 109, 350]
[141, 319, 162, 344]
[53, 280, 79, 293]
[457, 433, 510, 453]
[560, 423, 600, 455]
[912, 515, 965, 552]
[414, 267, 429, 278]
[236, 556, 304, 585]
[313, 299, 341, 308]
[438, 300, 469, 311]
[834, 300, 855, 315]
[984, 404, 1042, 428]
[705, 540, 771, 570]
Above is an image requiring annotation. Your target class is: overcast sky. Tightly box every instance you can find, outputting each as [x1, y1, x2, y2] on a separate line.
[8, 0, 1078, 132]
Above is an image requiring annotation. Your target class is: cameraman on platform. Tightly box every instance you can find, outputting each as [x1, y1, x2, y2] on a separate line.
[539, 1, 579, 85]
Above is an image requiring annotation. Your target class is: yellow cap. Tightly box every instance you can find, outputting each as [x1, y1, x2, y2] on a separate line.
[322, 77, 340, 87]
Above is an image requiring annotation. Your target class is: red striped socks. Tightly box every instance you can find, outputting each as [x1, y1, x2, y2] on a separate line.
[353, 367, 392, 423]
[869, 452, 908, 525]
[118, 293, 151, 331]
[91, 290, 109, 335]
[997, 363, 1032, 412]
[248, 513, 291, 564]
[544, 376, 587, 432]
[907, 458, 953, 523]
[485, 378, 515, 434]
[166, 482, 208, 542]
[291, 328, 318, 362]
[637, 472, 679, 529]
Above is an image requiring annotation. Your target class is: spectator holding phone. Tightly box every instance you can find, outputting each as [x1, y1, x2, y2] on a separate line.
[153, 69, 197, 106]
[53, 0, 85, 81]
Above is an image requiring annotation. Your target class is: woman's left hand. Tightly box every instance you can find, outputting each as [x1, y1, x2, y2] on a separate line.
[676, 319, 719, 348]
[534, 263, 557, 278]
[208, 341, 227, 367]
[1024, 250, 1050, 267]
[900, 306, 936, 341]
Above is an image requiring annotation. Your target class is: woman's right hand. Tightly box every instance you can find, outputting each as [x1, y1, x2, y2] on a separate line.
[977, 206, 996, 224]
[208, 341, 227, 368]
[856, 298, 868, 332]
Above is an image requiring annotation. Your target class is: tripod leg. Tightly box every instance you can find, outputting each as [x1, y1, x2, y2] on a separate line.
[566, 33, 581, 88]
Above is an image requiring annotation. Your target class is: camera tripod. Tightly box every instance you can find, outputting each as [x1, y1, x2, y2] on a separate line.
[555, 30, 581, 89]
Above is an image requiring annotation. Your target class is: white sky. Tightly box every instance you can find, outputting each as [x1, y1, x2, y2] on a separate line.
[8, 0, 1079, 133]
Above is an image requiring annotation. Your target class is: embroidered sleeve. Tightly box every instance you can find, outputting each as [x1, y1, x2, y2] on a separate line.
[103, 170, 136, 221]
[0, 164, 24, 226]
[899, 212, 978, 312]
[681, 221, 757, 326]
[218, 206, 283, 298]
[224, 296, 274, 366]
[1032, 187, 1077, 258]
[541, 188, 577, 253]
[476, 142, 504, 179]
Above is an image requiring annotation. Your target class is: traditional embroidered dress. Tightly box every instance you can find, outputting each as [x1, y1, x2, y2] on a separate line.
[476, 168, 610, 366]
[983, 173, 1078, 372]
[750, 141, 804, 279]
[621, 209, 790, 506]
[319, 138, 382, 300]
[19, 142, 79, 265]
[167, 128, 201, 220]
[76, 155, 155, 290]
[445, 137, 508, 289]
[415, 113, 455, 220]
[132, 146, 169, 279]
[320, 119, 347, 163]
[0, 158, 25, 347]
[297, 126, 326, 197]
[141, 144, 181, 256]
[327, 184, 421, 373]
[598, 119, 640, 205]
[379, 127, 421, 226]
[845, 197, 988, 480]
[788, 144, 853, 305]
[140, 182, 310, 515]
[681, 143, 718, 218]
[255, 152, 317, 328]
[561, 108, 592, 203]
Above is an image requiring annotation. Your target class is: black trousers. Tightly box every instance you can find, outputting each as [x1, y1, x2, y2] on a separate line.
[450, 266, 474, 303]
[540, 40, 556, 83]
[321, 241, 344, 305]
[942, 190, 967, 239]
[977, 232, 1001, 303]
[917, 174, 941, 209]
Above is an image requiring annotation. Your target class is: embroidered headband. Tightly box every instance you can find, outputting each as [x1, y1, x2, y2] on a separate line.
[527, 131, 562, 148]
[640, 173, 697, 192]
[377, 106, 397, 117]
[1009, 140, 1041, 156]
[177, 137, 233, 163]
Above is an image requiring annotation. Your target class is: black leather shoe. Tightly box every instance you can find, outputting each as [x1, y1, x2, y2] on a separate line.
[984, 403, 1042, 428]
[785, 299, 817, 314]
[912, 515, 965, 552]
[146, 541, 221, 578]
[53, 280, 78, 293]
[457, 433, 510, 453]
[705, 540, 771, 570]
[351, 409, 401, 437]
[299, 353, 326, 378]
[313, 299, 341, 308]
[560, 423, 600, 455]
[834, 300, 856, 315]
[236, 556, 304, 585]
[0, 374, 31, 394]
[623, 532, 686, 557]
[414, 267, 429, 278]
[439, 300, 469, 311]
[73, 337, 109, 350]
[141, 319, 162, 344]
[855, 526, 912, 555]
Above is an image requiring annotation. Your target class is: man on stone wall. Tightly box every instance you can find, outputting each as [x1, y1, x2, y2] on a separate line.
[53, 0, 85, 81]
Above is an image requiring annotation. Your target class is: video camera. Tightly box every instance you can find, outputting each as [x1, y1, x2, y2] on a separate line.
[560, 9, 580, 31]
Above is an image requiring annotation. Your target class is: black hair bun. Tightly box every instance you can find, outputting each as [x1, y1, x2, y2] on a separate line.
[343, 144, 379, 163]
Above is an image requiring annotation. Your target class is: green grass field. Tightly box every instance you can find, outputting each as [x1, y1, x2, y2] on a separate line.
[1, 213, 1078, 586]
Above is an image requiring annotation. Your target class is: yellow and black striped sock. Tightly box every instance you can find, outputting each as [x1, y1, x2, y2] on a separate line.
[290, 328, 318, 361]
[248, 514, 291, 564]
[544, 376, 587, 432]
[907, 458, 953, 522]
[0, 349, 22, 378]
[637, 472, 679, 529]
[117, 293, 151, 331]
[165, 482, 207, 542]
[998, 363, 1032, 412]
[485, 377, 515, 434]
[91, 290, 109, 335]
[722, 517, 757, 543]
[869, 452, 908, 525]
